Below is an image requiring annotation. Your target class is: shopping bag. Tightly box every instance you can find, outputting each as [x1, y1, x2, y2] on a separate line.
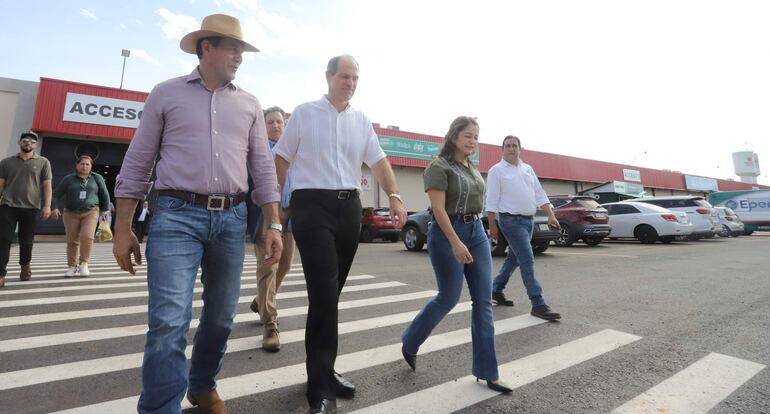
[97, 220, 113, 242]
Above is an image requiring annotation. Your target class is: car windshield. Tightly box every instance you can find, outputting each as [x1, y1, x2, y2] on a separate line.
[693, 199, 713, 208]
[723, 207, 736, 215]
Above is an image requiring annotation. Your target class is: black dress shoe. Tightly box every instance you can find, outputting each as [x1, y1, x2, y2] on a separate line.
[492, 291, 514, 306]
[307, 398, 337, 414]
[334, 371, 355, 398]
[402, 345, 416, 371]
[531, 304, 561, 320]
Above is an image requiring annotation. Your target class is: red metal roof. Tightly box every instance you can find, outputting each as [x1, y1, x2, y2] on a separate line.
[32, 78, 148, 141]
[375, 127, 769, 191]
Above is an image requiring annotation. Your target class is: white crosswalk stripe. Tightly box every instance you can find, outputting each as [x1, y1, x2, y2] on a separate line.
[1, 244, 764, 413]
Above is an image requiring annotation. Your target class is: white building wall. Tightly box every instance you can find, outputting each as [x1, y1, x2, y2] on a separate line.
[0, 77, 39, 157]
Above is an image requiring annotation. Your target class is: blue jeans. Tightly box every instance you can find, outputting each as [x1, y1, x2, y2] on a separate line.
[402, 218, 499, 381]
[492, 214, 545, 307]
[137, 196, 247, 414]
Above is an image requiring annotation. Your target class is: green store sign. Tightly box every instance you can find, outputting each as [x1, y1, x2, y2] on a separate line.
[378, 135, 479, 163]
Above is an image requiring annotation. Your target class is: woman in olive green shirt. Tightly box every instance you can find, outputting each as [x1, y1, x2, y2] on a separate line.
[51, 155, 110, 277]
[401, 116, 512, 393]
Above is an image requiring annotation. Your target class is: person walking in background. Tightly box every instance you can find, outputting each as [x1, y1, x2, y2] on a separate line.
[0, 131, 52, 288]
[486, 135, 562, 320]
[132, 200, 151, 243]
[50, 155, 110, 277]
[274, 54, 407, 414]
[247, 106, 295, 352]
[112, 14, 282, 414]
[401, 116, 513, 394]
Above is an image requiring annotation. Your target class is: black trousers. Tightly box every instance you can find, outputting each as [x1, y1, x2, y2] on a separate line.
[134, 220, 148, 243]
[0, 205, 39, 277]
[291, 189, 361, 405]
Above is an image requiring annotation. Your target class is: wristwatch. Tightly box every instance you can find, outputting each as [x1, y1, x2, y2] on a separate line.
[388, 193, 403, 203]
[267, 223, 283, 232]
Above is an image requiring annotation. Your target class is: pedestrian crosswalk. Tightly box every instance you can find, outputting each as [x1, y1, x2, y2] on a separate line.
[0, 243, 765, 413]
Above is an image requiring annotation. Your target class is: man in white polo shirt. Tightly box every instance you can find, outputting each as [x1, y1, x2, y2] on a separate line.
[274, 54, 407, 414]
[486, 135, 562, 321]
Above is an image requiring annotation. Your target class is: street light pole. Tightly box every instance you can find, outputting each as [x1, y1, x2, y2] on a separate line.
[120, 49, 131, 89]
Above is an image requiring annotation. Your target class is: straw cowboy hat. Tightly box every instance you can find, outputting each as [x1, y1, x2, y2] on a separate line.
[180, 14, 259, 54]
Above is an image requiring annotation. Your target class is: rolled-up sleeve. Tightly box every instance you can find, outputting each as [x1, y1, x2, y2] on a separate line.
[362, 119, 386, 167]
[114, 85, 164, 200]
[247, 101, 280, 206]
[485, 165, 501, 213]
[273, 107, 301, 163]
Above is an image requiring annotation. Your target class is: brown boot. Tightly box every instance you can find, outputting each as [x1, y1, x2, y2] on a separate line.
[250, 297, 259, 314]
[0, 276, 5, 288]
[262, 323, 281, 352]
[19, 264, 31, 281]
[187, 389, 227, 414]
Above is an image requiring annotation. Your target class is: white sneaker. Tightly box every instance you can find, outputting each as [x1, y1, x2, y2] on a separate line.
[78, 263, 90, 276]
[64, 266, 78, 278]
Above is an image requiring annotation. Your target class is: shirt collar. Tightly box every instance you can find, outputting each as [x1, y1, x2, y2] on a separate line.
[186, 67, 237, 91]
[501, 158, 522, 167]
[321, 95, 351, 113]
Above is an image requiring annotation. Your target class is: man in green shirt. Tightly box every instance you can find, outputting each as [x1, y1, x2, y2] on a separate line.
[0, 131, 53, 287]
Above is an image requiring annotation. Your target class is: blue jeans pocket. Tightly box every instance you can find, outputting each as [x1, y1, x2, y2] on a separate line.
[155, 196, 187, 212]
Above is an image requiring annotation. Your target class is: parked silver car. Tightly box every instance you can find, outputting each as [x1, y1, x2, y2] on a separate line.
[714, 206, 744, 237]
[621, 196, 719, 239]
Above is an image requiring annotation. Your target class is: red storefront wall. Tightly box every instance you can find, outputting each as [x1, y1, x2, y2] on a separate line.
[31, 78, 148, 141]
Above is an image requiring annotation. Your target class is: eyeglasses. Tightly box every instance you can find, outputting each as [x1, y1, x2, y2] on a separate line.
[21, 138, 38, 144]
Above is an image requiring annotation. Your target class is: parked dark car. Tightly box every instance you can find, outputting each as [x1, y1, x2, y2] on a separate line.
[548, 195, 611, 246]
[401, 209, 559, 256]
[360, 207, 400, 242]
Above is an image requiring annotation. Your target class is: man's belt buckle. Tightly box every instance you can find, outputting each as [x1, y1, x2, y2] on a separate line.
[337, 191, 351, 200]
[207, 195, 226, 211]
[462, 214, 476, 223]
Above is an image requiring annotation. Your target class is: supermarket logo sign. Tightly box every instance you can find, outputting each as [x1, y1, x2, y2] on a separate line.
[729, 198, 770, 211]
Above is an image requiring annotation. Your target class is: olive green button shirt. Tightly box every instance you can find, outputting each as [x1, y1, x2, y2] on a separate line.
[0, 153, 52, 209]
[52, 172, 110, 212]
[423, 157, 486, 215]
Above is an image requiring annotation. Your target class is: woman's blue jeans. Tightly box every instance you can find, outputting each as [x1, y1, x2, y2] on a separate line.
[137, 196, 246, 414]
[492, 214, 545, 307]
[402, 218, 499, 381]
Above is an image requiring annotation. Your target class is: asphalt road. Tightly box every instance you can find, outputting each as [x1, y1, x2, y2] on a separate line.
[0, 234, 768, 413]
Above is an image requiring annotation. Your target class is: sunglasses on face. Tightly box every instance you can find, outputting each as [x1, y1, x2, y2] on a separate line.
[21, 138, 38, 144]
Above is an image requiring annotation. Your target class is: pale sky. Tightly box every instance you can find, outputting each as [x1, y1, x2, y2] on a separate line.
[2, 0, 768, 184]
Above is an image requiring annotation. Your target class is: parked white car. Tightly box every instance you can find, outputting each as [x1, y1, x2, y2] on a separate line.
[602, 201, 694, 243]
[714, 206, 745, 237]
[621, 196, 719, 239]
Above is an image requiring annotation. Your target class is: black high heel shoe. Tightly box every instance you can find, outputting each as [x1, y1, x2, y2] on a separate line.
[401, 346, 416, 371]
[477, 377, 513, 393]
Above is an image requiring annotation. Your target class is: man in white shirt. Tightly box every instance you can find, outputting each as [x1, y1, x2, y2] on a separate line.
[274, 54, 407, 414]
[486, 135, 562, 321]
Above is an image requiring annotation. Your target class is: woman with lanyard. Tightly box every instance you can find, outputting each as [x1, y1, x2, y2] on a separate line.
[51, 155, 110, 277]
[401, 116, 512, 393]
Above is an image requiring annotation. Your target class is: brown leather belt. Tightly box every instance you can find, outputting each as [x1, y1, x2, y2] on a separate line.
[158, 190, 246, 211]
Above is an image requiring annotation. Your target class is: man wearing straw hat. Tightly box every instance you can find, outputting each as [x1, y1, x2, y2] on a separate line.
[113, 14, 281, 414]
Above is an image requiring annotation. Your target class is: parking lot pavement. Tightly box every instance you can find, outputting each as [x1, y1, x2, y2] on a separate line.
[1, 236, 767, 413]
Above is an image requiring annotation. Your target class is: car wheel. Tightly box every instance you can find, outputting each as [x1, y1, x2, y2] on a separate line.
[491, 236, 508, 257]
[635, 224, 659, 244]
[402, 225, 424, 251]
[554, 223, 574, 247]
[532, 241, 550, 254]
[360, 227, 373, 243]
[718, 225, 730, 237]
[583, 237, 603, 246]
[659, 236, 674, 244]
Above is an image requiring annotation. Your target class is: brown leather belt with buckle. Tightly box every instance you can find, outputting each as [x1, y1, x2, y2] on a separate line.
[158, 190, 246, 211]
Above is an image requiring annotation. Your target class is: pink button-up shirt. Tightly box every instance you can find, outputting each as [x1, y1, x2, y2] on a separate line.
[115, 68, 280, 207]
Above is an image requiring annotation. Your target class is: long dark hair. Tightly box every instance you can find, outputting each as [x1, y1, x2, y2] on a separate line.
[438, 116, 479, 162]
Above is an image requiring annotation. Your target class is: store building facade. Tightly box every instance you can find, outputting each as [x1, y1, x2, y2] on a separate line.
[2, 76, 767, 234]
